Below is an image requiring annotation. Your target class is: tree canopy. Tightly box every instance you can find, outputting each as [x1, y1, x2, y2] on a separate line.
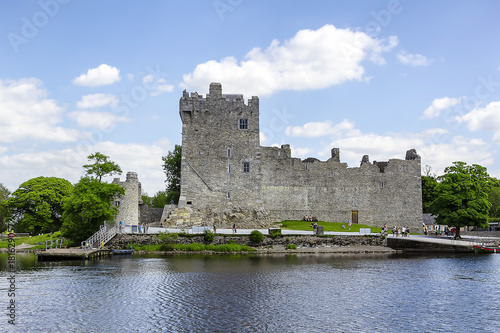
[422, 175, 438, 214]
[162, 144, 181, 204]
[83, 152, 122, 182]
[142, 190, 168, 208]
[429, 162, 491, 238]
[61, 177, 124, 243]
[2, 177, 73, 234]
[0, 183, 11, 233]
[61, 152, 124, 243]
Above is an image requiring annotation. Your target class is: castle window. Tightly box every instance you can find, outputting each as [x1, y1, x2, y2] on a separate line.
[227, 148, 231, 158]
[114, 200, 120, 207]
[329, 170, 334, 177]
[380, 180, 385, 188]
[227, 192, 231, 199]
[402, 165, 407, 172]
[278, 150, 281, 156]
[239, 118, 248, 130]
[305, 164, 308, 171]
[243, 162, 250, 173]
[228, 164, 232, 174]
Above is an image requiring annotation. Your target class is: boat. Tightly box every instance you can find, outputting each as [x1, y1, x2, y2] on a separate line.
[473, 245, 500, 254]
[111, 248, 135, 255]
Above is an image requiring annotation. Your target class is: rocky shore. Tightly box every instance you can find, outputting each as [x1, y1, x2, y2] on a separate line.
[107, 233, 397, 254]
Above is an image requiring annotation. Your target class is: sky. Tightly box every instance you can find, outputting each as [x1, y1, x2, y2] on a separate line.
[1, 1, 500, 195]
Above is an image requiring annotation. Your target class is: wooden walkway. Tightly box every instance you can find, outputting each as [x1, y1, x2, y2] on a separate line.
[36, 248, 110, 261]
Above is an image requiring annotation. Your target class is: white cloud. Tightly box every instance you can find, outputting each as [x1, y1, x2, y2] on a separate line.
[422, 96, 463, 119]
[181, 24, 398, 97]
[260, 132, 269, 144]
[0, 138, 172, 194]
[457, 101, 500, 132]
[290, 146, 314, 159]
[143, 75, 174, 96]
[127, 73, 134, 81]
[67, 111, 129, 129]
[72, 64, 121, 86]
[285, 119, 359, 138]
[76, 93, 118, 109]
[397, 51, 432, 67]
[0, 78, 79, 143]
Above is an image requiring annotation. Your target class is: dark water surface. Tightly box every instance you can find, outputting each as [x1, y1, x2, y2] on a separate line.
[1, 252, 499, 332]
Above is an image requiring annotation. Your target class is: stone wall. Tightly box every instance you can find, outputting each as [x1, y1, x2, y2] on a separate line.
[139, 204, 163, 225]
[176, 83, 423, 233]
[107, 233, 384, 249]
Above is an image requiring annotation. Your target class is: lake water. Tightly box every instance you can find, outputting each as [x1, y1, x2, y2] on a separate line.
[1, 252, 500, 333]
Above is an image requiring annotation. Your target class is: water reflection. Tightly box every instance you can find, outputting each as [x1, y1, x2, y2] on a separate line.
[1, 253, 499, 332]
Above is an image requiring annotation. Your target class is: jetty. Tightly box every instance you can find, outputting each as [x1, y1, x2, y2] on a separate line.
[36, 223, 117, 261]
[36, 248, 110, 261]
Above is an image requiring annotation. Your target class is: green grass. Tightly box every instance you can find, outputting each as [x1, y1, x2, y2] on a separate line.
[279, 220, 382, 233]
[0, 232, 67, 249]
[128, 242, 257, 253]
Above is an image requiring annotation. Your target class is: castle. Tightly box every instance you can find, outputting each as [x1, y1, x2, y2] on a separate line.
[174, 83, 423, 231]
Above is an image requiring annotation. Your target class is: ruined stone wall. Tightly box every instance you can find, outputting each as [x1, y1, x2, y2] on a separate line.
[178, 83, 423, 232]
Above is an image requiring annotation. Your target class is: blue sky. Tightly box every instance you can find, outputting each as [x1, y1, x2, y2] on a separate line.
[1, 0, 500, 194]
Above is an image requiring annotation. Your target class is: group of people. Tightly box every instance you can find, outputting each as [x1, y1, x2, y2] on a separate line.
[138, 224, 149, 233]
[304, 215, 318, 222]
[392, 225, 410, 237]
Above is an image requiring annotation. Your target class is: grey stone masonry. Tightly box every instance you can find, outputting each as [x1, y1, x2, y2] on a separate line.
[113, 172, 141, 227]
[178, 83, 423, 232]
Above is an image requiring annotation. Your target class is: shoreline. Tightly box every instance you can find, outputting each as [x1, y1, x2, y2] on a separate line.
[2, 244, 398, 255]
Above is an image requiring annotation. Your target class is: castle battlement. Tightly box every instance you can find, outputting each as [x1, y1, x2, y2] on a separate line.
[178, 83, 423, 231]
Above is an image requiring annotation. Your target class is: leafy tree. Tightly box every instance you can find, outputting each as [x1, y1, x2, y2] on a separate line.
[422, 175, 438, 213]
[61, 177, 124, 243]
[61, 153, 124, 243]
[2, 177, 73, 234]
[486, 183, 500, 217]
[142, 190, 168, 208]
[162, 145, 181, 204]
[429, 162, 491, 238]
[0, 183, 11, 232]
[83, 152, 122, 182]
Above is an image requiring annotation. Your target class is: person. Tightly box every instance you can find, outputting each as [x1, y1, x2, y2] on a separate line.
[138, 224, 142, 233]
[232, 223, 236, 234]
[119, 221, 123, 233]
[342, 224, 346, 229]
[348, 219, 351, 231]
[213, 223, 217, 234]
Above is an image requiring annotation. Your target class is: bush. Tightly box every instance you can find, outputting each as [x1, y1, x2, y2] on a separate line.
[286, 244, 297, 250]
[204, 230, 214, 243]
[249, 230, 263, 243]
[156, 231, 178, 243]
[270, 229, 282, 239]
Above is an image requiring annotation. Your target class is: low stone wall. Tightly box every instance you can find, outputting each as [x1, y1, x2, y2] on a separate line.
[107, 233, 384, 249]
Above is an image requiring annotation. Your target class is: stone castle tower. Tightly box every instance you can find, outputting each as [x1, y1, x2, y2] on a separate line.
[177, 83, 424, 231]
[113, 171, 141, 226]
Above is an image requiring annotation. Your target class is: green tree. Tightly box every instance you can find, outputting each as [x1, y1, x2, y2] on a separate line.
[0, 183, 11, 233]
[486, 181, 500, 217]
[83, 152, 122, 182]
[2, 177, 73, 234]
[430, 162, 491, 238]
[162, 145, 182, 204]
[142, 190, 168, 208]
[61, 153, 124, 243]
[61, 177, 124, 243]
[422, 175, 438, 213]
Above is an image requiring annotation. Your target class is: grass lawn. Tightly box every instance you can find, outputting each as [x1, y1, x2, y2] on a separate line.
[0, 232, 67, 249]
[279, 220, 382, 233]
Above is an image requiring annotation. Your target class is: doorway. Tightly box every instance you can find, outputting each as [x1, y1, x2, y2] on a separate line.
[351, 211, 358, 224]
